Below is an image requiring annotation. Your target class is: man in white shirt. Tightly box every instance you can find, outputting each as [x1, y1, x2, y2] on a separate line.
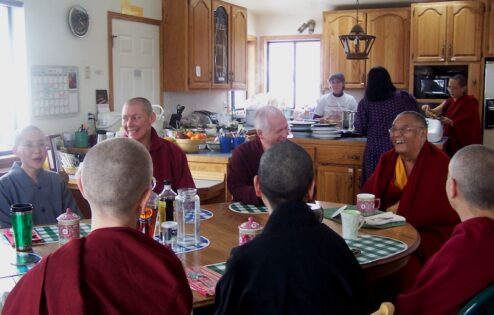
[313, 73, 357, 125]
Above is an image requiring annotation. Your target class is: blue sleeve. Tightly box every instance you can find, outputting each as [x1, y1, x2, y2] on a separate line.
[354, 99, 368, 135]
[0, 181, 13, 228]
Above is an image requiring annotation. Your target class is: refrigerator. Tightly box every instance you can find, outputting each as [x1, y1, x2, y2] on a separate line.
[483, 61, 494, 149]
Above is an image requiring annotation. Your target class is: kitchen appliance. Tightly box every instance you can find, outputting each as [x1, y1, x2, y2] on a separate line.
[181, 111, 219, 128]
[426, 118, 443, 143]
[413, 65, 468, 99]
[169, 104, 185, 129]
[484, 60, 494, 149]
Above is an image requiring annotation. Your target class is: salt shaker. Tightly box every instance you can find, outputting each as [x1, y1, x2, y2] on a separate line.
[238, 217, 262, 245]
[57, 208, 80, 245]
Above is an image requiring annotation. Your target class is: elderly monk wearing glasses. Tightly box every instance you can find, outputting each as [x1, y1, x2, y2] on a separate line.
[362, 111, 460, 290]
[122, 97, 194, 193]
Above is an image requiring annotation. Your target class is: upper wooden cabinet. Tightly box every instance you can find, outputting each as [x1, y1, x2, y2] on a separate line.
[411, 1, 484, 63]
[322, 8, 410, 91]
[485, 0, 494, 56]
[162, 0, 247, 91]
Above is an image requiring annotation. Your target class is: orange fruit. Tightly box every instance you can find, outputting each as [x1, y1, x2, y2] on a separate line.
[198, 133, 207, 139]
[186, 131, 194, 139]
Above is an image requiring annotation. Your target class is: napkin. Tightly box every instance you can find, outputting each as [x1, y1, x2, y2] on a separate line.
[2, 229, 43, 247]
[186, 266, 223, 296]
[364, 212, 406, 226]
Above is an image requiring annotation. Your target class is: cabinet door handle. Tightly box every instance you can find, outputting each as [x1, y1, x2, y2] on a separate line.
[448, 45, 452, 60]
[441, 45, 445, 61]
[348, 155, 360, 161]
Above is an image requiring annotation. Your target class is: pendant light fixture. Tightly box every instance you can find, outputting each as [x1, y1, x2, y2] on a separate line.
[338, 0, 376, 60]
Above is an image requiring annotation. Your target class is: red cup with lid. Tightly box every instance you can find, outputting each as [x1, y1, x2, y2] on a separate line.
[57, 208, 81, 245]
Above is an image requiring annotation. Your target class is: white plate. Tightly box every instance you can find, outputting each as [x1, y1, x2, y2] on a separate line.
[311, 129, 340, 134]
[312, 134, 341, 139]
[312, 123, 337, 128]
[311, 126, 339, 132]
[290, 121, 315, 126]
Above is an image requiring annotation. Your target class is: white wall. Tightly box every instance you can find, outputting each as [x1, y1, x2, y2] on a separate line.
[22, 0, 161, 135]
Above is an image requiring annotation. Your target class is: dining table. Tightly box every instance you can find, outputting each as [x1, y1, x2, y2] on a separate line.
[0, 201, 420, 310]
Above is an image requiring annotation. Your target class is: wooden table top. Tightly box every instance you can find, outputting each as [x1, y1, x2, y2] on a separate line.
[0, 201, 420, 309]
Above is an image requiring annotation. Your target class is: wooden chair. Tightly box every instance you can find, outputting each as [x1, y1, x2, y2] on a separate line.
[371, 302, 395, 315]
[459, 283, 494, 315]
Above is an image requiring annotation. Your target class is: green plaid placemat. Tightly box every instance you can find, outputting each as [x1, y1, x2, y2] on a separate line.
[228, 202, 268, 214]
[323, 207, 405, 229]
[206, 262, 226, 275]
[346, 234, 407, 265]
[34, 223, 92, 243]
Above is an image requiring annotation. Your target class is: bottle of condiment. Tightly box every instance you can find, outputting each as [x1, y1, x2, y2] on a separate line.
[158, 180, 177, 223]
[175, 188, 201, 246]
[138, 182, 159, 238]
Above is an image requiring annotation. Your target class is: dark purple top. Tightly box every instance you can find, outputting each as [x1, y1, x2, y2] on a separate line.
[354, 90, 419, 187]
[227, 137, 264, 206]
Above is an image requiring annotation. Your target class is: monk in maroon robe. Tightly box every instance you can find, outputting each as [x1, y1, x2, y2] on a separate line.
[396, 145, 494, 315]
[122, 97, 195, 193]
[423, 74, 482, 157]
[3, 138, 192, 314]
[363, 111, 459, 288]
[227, 106, 289, 205]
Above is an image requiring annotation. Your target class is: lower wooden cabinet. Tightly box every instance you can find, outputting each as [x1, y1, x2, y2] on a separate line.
[316, 164, 357, 205]
[291, 138, 365, 205]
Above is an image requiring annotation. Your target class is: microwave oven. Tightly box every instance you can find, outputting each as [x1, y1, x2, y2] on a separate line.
[414, 77, 450, 99]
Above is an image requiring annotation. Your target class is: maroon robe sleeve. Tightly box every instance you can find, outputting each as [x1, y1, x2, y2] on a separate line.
[227, 138, 263, 206]
[443, 95, 482, 156]
[3, 227, 192, 315]
[396, 218, 494, 315]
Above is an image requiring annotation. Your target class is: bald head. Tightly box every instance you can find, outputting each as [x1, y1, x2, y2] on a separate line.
[449, 145, 494, 210]
[81, 138, 152, 215]
[124, 97, 153, 114]
[14, 126, 45, 148]
[258, 141, 313, 209]
[395, 111, 427, 129]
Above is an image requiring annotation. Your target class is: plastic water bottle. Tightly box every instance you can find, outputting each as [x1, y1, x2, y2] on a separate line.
[176, 188, 200, 246]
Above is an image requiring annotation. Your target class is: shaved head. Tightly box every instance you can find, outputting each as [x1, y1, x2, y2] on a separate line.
[449, 145, 494, 210]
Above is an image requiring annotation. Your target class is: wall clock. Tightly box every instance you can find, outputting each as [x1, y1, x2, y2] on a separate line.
[68, 5, 89, 37]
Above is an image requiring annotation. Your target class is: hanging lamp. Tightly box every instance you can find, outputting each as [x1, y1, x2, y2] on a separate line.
[338, 0, 376, 60]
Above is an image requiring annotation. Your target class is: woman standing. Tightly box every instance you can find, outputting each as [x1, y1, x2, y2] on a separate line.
[422, 74, 482, 157]
[355, 66, 419, 187]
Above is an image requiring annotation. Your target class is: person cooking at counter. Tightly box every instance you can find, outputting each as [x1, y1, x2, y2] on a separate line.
[313, 72, 357, 126]
[422, 74, 482, 157]
[227, 106, 289, 206]
[362, 111, 460, 290]
[122, 97, 194, 193]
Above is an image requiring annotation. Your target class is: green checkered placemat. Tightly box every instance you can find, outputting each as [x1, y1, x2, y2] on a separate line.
[346, 234, 407, 265]
[323, 206, 405, 229]
[228, 202, 268, 214]
[34, 223, 92, 243]
[206, 262, 226, 275]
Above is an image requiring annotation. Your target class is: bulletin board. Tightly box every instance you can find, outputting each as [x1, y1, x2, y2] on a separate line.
[30, 66, 80, 118]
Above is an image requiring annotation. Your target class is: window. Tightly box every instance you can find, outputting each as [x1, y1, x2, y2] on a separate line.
[266, 38, 320, 109]
[0, 0, 28, 152]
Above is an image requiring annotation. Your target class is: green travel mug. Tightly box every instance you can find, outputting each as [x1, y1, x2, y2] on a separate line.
[11, 203, 33, 252]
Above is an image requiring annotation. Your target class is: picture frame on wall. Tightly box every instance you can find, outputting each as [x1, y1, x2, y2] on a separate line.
[45, 134, 63, 172]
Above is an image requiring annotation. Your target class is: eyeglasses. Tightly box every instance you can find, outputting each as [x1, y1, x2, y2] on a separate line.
[388, 126, 424, 135]
[122, 115, 144, 123]
[20, 142, 46, 151]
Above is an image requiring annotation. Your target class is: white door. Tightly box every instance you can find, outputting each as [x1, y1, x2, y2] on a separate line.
[112, 19, 160, 113]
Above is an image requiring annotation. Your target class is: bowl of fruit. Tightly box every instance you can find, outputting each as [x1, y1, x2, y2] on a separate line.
[175, 130, 207, 153]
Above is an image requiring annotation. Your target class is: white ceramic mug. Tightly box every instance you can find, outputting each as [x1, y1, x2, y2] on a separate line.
[356, 193, 381, 214]
[341, 209, 364, 240]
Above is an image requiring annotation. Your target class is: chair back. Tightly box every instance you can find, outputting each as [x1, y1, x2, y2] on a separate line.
[459, 283, 494, 315]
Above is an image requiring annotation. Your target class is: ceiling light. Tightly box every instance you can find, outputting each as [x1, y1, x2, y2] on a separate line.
[338, 0, 376, 60]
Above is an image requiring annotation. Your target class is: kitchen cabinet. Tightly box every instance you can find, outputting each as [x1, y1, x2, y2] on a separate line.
[411, 1, 484, 63]
[485, 0, 494, 56]
[162, 0, 247, 91]
[322, 8, 410, 91]
[291, 138, 365, 205]
[212, 1, 247, 90]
